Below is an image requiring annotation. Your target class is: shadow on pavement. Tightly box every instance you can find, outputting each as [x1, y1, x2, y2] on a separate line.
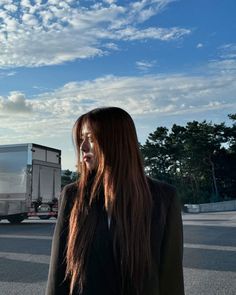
[183, 248, 236, 272]
[0, 237, 52, 255]
[0, 257, 49, 283]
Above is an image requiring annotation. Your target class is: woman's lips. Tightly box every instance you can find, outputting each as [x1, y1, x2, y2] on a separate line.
[83, 155, 92, 162]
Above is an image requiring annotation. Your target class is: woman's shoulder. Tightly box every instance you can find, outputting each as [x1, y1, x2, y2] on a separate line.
[59, 182, 78, 212]
[61, 181, 78, 197]
[147, 176, 176, 195]
[147, 177, 182, 228]
[147, 176, 177, 208]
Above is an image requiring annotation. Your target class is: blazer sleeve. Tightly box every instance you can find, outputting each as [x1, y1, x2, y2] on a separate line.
[45, 184, 76, 295]
[159, 189, 185, 295]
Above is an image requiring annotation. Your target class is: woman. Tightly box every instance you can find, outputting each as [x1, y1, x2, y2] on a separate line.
[46, 107, 185, 295]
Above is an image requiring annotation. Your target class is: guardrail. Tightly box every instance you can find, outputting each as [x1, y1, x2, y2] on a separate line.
[184, 200, 236, 213]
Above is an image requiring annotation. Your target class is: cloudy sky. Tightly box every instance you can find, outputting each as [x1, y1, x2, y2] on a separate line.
[0, 0, 236, 170]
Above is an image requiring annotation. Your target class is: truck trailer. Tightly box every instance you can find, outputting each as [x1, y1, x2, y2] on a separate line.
[0, 143, 61, 223]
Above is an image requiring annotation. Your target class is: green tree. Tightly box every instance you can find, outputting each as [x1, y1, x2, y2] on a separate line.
[141, 127, 171, 182]
[228, 114, 236, 152]
[61, 169, 78, 188]
[141, 116, 236, 204]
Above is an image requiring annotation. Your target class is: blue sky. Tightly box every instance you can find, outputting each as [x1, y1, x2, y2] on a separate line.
[0, 0, 236, 170]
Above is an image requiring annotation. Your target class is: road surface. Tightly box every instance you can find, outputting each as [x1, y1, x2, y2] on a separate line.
[0, 212, 236, 295]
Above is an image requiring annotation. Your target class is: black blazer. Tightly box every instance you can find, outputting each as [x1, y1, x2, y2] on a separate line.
[46, 178, 185, 295]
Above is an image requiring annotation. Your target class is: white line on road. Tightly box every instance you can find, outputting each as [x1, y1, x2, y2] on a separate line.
[1, 235, 235, 252]
[0, 251, 50, 264]
[0, 234, 52, 240]
[183, 221, 236, 227]
[184, 243, 236, 252]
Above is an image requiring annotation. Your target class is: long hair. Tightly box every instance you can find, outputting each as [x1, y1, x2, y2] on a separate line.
[66, 107, 153, 295]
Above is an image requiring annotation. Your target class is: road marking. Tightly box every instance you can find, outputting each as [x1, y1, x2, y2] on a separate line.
[0, 251, 50, 264]
[184, 243, 236, 252]
[1, 235, 235, 252]
[0, 234, 52, 240]
[183, 221, 236, 227]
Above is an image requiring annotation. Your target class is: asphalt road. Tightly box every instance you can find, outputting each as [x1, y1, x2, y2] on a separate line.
[183, 211, 236, 295]
[0, 212, 236, 295]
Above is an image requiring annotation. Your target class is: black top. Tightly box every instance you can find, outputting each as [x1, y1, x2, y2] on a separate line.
[46, 177, 185, 295]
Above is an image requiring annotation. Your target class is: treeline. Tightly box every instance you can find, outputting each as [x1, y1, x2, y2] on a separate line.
[141, 114, 236, 204]
[61, 169, 77, 188]
[62, 114, 236, 205]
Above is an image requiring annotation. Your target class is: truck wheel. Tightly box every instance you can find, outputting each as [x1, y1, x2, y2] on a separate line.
[7, 215, 25, 224]
[39, 215, 51, 220]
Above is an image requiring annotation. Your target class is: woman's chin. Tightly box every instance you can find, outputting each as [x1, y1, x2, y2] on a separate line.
[86, 163, 96, 171]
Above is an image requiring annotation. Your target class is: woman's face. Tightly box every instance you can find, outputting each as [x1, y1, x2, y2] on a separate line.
[80, 122, 98, 171]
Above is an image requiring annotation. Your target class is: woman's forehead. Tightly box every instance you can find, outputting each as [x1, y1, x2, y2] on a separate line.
[81, 122, 92, 134]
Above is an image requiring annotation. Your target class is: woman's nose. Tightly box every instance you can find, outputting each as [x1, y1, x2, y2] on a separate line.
[81, 139, 90, 153]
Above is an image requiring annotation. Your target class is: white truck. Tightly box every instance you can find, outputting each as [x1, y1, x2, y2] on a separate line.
[0, 143, 61, 223]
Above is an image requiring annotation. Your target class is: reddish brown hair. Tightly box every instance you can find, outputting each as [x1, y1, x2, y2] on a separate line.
[66, 107, 153, 295]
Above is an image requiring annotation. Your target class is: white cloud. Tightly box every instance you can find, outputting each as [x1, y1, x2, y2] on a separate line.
[0, 0, 190, 68]
[219, 43, 236, 59]
[136, 60, 156, 71]
[113, 26, 190, 41]
[0, 71, 16, 78]
[0, 91, 32, 113]
[1, 61, 235, 121]
[6, 71, 16, 76]
[197, 43, 203, 48]
[0, 0, 12, 5]
[104, 0, 117, 4]
[104, 42, 119, 50]
[208, 59, 236, 75]
[127, 0, 174, 23]
[0, 56, 236, 169]
[3, 4, 18, 13]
